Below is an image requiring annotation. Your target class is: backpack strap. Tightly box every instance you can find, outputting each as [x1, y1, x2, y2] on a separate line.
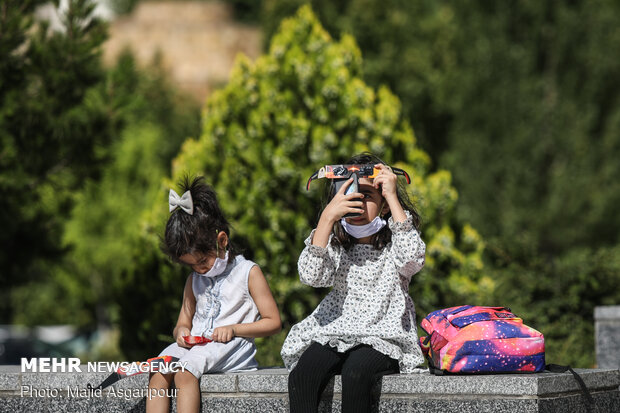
[546, 364, 594, 411]
[427, 364, 445, 376]
[421, 334, 444, 375]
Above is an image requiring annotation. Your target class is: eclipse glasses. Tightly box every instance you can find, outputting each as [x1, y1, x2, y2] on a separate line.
[306, 164, 411, 191]
[306, 164, 411, 218]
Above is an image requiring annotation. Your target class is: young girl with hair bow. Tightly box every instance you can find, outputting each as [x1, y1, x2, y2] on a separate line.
[147, 176, 281, 413]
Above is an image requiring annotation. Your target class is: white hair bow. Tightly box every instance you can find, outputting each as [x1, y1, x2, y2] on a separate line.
[169, 189, 194, 215]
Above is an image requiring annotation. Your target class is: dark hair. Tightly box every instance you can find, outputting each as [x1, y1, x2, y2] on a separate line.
[162, 176, 238, 263]
[328, 152, 421, 250]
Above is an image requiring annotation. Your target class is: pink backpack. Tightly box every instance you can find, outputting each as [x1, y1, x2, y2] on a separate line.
[419, 305, 545, 374]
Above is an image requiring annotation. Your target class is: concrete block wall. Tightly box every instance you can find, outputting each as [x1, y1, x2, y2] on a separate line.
[1, 366, 619, 412]
[595, 306, 620, 369]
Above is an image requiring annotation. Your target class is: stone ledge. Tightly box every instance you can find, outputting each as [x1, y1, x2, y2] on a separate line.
[1, 366, 619, 412]
[595, 306, 620, 321]
[595, 305, 620, 369]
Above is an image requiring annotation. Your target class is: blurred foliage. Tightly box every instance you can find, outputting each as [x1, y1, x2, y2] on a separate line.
[110, 0, 262, 22]
[260, 0, 458, 161]
[22, 52, 200, 358]
[261, 0, 620, 367]
[54, 120, 192, 360]
[0, 0, 108, 325]
[108, 0, 139, 15]
[137, 5, 486, 366]
[5, 0, 617, 370]
[1, 0, 200, 358]
[221, 0, 264, 23]
[437, 0, 620, 367]
[492, 245, 620, 367]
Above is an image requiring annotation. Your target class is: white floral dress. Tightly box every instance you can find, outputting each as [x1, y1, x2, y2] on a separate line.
[281, 212, 426, 373]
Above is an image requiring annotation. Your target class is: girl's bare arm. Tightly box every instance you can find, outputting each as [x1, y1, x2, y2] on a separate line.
[173, 275, 195, 348]
[211, 266, 281, 342]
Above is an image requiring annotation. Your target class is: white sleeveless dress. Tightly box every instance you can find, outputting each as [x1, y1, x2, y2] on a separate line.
[158, 255, 260, 378]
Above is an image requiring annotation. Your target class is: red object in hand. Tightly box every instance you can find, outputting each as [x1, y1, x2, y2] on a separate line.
[183, 335, 212, 346]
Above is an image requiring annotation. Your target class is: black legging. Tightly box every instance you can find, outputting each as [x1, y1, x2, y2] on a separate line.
[288, 342, 399, 413]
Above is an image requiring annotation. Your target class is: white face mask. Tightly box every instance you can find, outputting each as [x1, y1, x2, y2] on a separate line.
[196, 251, 229, 277]
[340, 216, 387, 239]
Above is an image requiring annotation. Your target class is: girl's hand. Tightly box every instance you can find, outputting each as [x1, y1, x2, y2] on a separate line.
[312, 178, 363, 247]
[176, 326, 192, 348]
[372, 163, 398, 200]
[212, 325, 236, 343]
[373, 163, 408, 223]
[320, 178, 364, 223]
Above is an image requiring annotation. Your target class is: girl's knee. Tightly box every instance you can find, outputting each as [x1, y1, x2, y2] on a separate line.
[341, 365, 373, 387]
[288, 365, 304, 388]
[288, 364, 324, 394]
[149, 372, 173, 389]
[289, 363, 320, 387]
[174, 370, 198, 388]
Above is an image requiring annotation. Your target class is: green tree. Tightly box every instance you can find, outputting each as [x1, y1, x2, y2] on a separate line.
[1, 0, 200, 359]
[10, 50, 201, 357]
[139, 6, 486, 365]
[260, 0, 457, 161]
[262, 0, 620, 367]
[440, 0, 620, 367]
[0, 0, 107, 323]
